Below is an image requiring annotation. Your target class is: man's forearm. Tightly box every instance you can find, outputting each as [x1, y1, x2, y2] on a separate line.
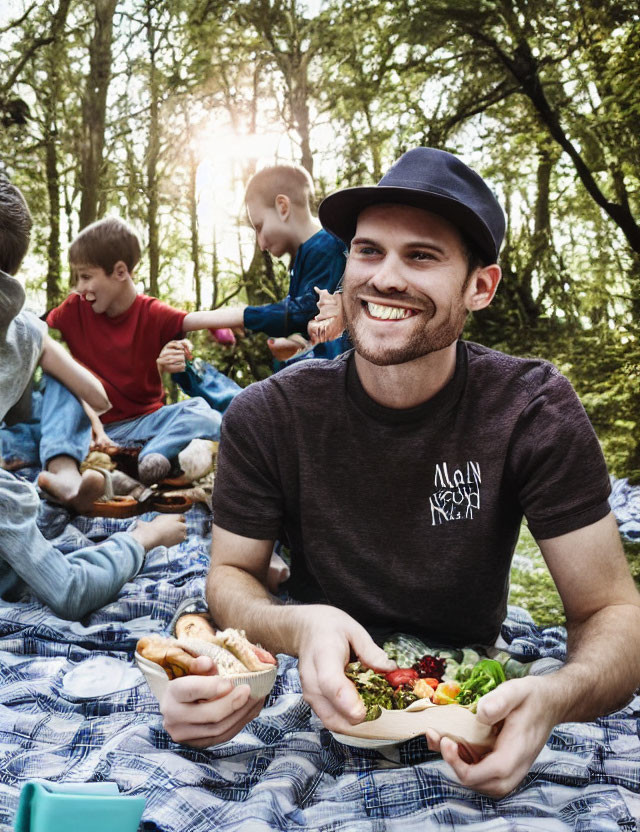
[206, 564, 308, 656]
[545, 603, 640, 725]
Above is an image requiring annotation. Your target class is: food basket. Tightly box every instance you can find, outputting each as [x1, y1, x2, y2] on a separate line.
[135, 599, 278, 701]
[135, 650, 278, 700]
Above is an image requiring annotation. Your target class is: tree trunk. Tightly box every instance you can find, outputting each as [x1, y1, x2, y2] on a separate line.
[211, 226, 219, 309]
[516, 148, 553, 322]
[41, 0, 72, 307]
[244, 246, 278, 306]
[146, 0, 160, 297]
[188, 150, 201, 309]
[78, 0, 117, 229]
[44, 127, 62, 308]
[291, 67, 313, 176]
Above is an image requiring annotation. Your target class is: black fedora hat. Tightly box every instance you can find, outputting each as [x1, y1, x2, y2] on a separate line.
[319, 147, 505, 264]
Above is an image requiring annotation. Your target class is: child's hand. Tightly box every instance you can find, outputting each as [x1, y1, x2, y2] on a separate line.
[313, 287, 343, 321]
[130, 513, 187, 551]
[91, 430, 118, 452]
[267, 336, 308, 362]
[308, 287, 345, 344]
[157, 339, 193, 374]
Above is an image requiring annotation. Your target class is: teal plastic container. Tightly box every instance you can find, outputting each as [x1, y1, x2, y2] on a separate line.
[14, 782, 145, 832]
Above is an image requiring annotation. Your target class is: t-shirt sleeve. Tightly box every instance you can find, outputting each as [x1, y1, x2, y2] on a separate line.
[149, 299, 188, 345]
[46, 298, 69, 335]
[46, 294, 83, 344]
[20, 310, 47, 351]
[507, 369, 612, 539]
[212, 385, 284, 540]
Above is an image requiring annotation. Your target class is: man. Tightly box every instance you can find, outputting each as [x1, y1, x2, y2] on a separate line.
[166, 148, 640, 797]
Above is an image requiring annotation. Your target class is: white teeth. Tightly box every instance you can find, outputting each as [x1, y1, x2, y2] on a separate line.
[366, 302, 412, 320]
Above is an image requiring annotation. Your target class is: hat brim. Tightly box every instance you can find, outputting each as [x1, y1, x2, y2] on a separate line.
[318, 186, 497, 264]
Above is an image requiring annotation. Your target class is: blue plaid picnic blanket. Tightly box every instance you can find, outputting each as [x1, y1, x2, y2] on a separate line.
[611, 476, 640, 541]
[0, 503, 638, 831]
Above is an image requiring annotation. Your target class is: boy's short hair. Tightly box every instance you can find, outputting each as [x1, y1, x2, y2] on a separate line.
[0, 175, 32, 275]
[69, 217, 141, 275]
[245, 164, 315, 209]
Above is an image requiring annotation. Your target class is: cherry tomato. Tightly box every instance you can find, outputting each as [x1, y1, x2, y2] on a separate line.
[384, 668, 419, 688]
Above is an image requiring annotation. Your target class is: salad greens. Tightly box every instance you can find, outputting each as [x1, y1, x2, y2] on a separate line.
[455, 659, 506, 709]
[345, 662, 417, 720]
[346, 652, 513, 721]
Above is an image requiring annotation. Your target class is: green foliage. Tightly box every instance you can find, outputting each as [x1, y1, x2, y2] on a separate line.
[510, 523, 640, 629]
[189, 328, 276, 388]
[2, 0, 639, 478]
[509, 523, 565, 628]
[466, 311, 640, 482]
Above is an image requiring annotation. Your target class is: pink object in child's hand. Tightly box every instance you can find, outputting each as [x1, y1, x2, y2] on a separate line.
[209, 328, 236, 346]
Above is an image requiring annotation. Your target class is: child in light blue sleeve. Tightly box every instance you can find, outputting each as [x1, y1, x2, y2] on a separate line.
[0, 175, 186, 619]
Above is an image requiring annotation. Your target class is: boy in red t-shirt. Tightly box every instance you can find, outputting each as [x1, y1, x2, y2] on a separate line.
[42, 217, 229, 503]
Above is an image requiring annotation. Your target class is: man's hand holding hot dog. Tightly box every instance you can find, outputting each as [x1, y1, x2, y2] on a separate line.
[160, 655, 265, 748]
[205, 525, 395, 736]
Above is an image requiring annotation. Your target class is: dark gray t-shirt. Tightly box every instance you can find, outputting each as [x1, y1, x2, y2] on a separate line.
[212, 342, 611, 646]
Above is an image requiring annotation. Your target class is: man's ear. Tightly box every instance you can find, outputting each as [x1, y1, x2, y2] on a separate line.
[111, 260, 131, 281]
[465, 264, 501, 311]
[275, 194, 291, 221]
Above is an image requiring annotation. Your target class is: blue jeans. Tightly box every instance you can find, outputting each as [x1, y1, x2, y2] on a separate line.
[4, 379, 220, 470]
[0, 377, 91, 469]
[104, 397, 222, 461]
[39, 375, 92, 467]
[0, 421, 41, 467]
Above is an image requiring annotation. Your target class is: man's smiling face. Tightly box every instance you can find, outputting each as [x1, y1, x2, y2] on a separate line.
[342, 203, 474, 366]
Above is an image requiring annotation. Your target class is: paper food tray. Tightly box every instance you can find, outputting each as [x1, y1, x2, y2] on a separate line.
[331, 703, 498, 754]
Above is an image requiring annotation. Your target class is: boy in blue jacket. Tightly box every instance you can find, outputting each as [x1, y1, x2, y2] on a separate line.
[158, 164, 348, 372]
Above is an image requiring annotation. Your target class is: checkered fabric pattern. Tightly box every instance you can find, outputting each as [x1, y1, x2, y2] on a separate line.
[0, 503, 638, 831]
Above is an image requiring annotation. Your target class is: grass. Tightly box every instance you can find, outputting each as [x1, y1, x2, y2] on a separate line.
[508, 524, 640, 629]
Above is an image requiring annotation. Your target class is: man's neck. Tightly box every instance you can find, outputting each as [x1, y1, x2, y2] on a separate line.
[105, 282, 138, 317]
[354, 342, 458, 409]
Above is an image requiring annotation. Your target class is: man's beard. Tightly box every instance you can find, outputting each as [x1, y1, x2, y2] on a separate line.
[344, 294, 468, 367]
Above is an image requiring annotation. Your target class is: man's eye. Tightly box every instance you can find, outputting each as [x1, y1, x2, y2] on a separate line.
[411, 251, 436, 261]
[355, 246, 379, 256]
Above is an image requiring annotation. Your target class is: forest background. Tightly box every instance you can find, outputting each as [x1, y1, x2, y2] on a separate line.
[1, 0, 639, 624]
